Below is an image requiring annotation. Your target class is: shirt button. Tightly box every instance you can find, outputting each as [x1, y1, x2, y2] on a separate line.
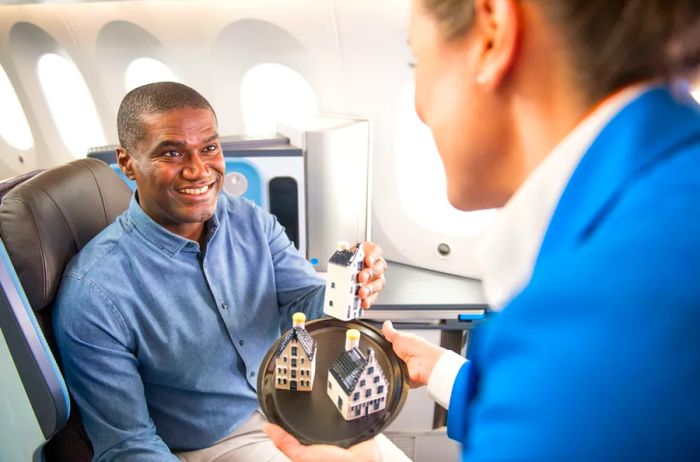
[221, 303, 228, 310]
[239, 340, 244, 346]
[250, 371, 255, 378]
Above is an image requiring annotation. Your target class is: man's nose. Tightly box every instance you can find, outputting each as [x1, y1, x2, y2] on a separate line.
[182, 153, 208, 179]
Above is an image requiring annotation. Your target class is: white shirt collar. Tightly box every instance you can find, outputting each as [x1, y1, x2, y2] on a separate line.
[477, 85, 648, 310]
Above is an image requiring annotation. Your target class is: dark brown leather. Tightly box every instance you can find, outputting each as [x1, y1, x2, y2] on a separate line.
[0, 158, 131, 313]
[0, 158, 131, 461]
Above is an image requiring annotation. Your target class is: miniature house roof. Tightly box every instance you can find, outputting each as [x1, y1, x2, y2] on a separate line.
[329, 347, 376, 395]
[329, 245, 361, 267]
[275, 325, 316, 360]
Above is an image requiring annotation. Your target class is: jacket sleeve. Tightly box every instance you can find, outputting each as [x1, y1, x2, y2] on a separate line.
[447, 360, 475, 444]
[53, 274, 178, 462]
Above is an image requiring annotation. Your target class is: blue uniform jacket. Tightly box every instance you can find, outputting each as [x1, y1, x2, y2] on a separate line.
[448, 87, 700, 461]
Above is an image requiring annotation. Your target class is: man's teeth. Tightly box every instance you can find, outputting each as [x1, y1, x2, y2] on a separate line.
[180, 184, 210, 195]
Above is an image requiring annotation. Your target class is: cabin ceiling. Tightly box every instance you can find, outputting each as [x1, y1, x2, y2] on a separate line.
[0, 0, 137, 4]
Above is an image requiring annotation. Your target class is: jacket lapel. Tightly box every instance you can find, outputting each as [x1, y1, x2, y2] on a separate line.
[537, 87, 700, 260]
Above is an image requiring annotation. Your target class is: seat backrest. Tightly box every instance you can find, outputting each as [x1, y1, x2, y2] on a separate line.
[0, 158, 131, 461]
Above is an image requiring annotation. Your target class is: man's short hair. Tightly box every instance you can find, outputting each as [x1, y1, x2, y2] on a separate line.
[117, 81, 216, 152]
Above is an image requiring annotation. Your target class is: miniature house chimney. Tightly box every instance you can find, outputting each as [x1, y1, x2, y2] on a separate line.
[292, 312, 306, 329]
[337, 240, 350, 251]
[345, 329, 360, 351]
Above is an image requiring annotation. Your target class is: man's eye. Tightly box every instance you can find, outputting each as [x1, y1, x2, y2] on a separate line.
[163, 151, 181, 158]
[203, 145, 219, 153]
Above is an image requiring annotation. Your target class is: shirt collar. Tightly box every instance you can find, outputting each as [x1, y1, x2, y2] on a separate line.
[126, 193, 222, 258]
[476, 84, 650, 310]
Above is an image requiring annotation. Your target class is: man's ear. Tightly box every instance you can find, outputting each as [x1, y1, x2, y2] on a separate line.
[473, 0, 521, 89]
[116, 147, 136, 180]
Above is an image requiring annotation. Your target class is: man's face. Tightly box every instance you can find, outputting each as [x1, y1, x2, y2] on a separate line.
[118, 107, 225, 240]
[409, 0, 513, 210]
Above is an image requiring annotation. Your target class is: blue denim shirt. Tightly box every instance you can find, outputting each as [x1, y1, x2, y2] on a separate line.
[53, 193, 325, 461]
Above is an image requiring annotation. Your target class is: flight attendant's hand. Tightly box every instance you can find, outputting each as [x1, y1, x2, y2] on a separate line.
[382, 320, 446, 388]
[264, 423, 380, 462]
[357, 242, 387, 309]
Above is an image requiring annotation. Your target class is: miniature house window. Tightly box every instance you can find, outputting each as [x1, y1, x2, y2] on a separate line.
[284, 378, 287, 384]
[368, 367, 374, 375]
[373, 376, 380, 383]
[328, 382, 332, 390]
[360, 379, 366, 387]
[291, 347, 297, 356]
[329, 301, 333, 307]
[337, 397, 343, 409]
[291, 359, 297, 367]
[277, 377, 281, 384]
[291, 370, 297, 378]
[125, 57, 178, 91]
[350, 274, 354, 281]
[37, 53, 106, 157]
[0, 64, 33, 150]
[284, 356, 287, 362]
[366, 389, 371, 398]
[355, 407, 361, 416]
[349, 286, 353, 294]
[378, 385, 384, 394]
[277, 367, 281, 373]
[331, 282, 335, 288]
[353, 392, 360, 401]
[301, 358, 305, 364]
[374, 401, 380, 410]
[357, 261, 363, 270]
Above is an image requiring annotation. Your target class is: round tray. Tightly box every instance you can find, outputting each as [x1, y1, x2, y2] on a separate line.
[257, 317, 409, 448]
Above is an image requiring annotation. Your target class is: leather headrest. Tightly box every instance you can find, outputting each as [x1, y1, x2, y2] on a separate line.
[0, 158, 131, 312]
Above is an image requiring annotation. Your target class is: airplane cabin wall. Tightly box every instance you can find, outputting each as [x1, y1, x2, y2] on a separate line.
[0, 0, 494, 278]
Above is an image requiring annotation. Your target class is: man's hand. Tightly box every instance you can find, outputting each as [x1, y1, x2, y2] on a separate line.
[358, 242, 387, 309]
[264, 423, 381, 462]
[382, 320, 446, 388]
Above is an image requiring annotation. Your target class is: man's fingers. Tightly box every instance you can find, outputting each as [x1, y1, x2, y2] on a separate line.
[263, 423, 305, 459]
[361, 293, 378, 309]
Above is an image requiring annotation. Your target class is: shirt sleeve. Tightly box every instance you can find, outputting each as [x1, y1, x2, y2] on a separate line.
[53, 274, 179, 462]
[427, 350, 468, 410]
[259, 206, 326, 324]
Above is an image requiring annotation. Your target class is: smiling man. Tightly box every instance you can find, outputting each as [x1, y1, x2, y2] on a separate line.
[52, 82, 387, 461]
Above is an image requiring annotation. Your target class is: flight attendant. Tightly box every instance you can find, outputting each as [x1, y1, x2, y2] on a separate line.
[266, 0, 700, 460]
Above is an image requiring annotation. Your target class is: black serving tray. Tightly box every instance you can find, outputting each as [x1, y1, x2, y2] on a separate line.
[257, 317, 409, 448]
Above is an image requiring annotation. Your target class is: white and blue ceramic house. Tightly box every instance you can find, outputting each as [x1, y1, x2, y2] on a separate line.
[327, 329, 388, 420]
[274, 313, 317, 392]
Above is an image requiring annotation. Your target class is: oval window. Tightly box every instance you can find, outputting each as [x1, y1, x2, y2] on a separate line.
[37, 53, 106, 157]
[240, 63, 318, 136]
[125, 57, 178, 91]
[0, 64, 33, 150]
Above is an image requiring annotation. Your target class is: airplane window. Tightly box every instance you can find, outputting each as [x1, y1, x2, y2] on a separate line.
[125, 57, 179, 91]
[393, 81, 495, 235]
[37, 53, 106, 157]
[240, 63, 318, 136]
[0, 64, 33, 150]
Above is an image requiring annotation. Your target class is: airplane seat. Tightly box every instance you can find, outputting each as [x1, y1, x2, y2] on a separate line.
[0, 158, 132, 461]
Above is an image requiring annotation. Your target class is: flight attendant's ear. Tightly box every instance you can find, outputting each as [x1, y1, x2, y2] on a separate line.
[474, 0, 521, 89]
